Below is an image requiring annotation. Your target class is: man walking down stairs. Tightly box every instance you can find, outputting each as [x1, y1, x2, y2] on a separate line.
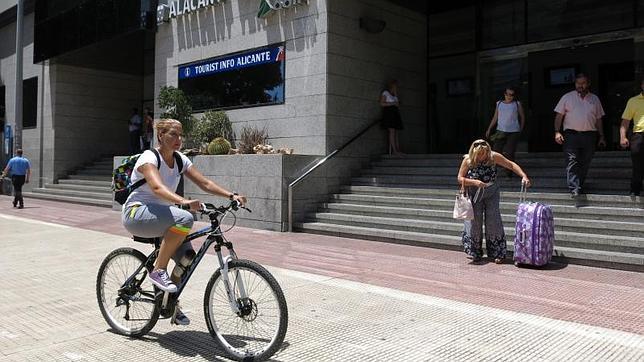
[298, 151, 644, 272]
[23, 156, 114, 207]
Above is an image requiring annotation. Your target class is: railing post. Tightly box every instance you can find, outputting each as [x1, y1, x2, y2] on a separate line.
[287, 185, 293, 232]
[285, 120, 378, 232]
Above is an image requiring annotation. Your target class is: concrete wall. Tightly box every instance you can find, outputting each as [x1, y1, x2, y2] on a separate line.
[183, 154, 320, 230]
[51, 65, 141, 180]
[326, 0, 427, 154]
[0, 2, 17, 16]
[155, 0, 329, 155]
[0, 13, 52, 190]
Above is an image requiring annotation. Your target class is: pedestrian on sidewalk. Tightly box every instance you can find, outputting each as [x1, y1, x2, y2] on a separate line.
[485, 87, 525, 175]
[121, 118, 246, 325]
[1, 149, 31, 209]
[619, 77, 644, 197]
[128, 108, 142, 154]
[553, 73, 606, 198]
[457, 139, 531, 263]
[380, 79, 404, 156]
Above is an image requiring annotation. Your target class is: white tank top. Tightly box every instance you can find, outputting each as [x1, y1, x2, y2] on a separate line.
[496, 101, 520, 132]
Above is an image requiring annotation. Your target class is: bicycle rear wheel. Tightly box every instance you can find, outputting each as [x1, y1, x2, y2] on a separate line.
[96, 247, 159, 337]
[204, 259, 288, 361]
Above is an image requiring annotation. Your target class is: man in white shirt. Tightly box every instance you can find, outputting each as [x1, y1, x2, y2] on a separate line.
[553, 73, 606, 198]
[129, 108, 142, 154]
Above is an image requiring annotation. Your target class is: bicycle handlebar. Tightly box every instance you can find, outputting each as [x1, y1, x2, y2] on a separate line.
[177, 200, 251, 213]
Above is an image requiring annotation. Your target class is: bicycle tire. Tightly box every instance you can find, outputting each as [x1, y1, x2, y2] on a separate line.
[204, 259, 288, 361]
[96, 247, 160, 337]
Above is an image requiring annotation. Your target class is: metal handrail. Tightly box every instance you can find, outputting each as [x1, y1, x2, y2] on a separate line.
[287, 120, 380, 231]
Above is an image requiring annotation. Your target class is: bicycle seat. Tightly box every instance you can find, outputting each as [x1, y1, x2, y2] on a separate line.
[132, 236, 162, 246]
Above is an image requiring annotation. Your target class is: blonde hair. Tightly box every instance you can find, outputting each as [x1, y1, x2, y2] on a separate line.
[465, 139, 495, 167]
[155, 118, 182, 142]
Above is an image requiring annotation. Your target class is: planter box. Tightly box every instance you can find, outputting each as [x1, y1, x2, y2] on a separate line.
[113, 153, 367, 230]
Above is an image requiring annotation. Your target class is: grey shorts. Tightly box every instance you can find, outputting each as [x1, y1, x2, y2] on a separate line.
[122, 203, 195, 260]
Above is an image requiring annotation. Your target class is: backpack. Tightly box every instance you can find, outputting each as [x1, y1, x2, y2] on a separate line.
[112, 149, 184, 205]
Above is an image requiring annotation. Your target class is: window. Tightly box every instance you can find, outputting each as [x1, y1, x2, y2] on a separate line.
[23, 77, 38, 129]
[178, 44, 286, 111]
[34, 0, 145, 62]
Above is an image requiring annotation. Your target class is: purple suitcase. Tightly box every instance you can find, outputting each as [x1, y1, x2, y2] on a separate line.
[513, 189, 554, 266]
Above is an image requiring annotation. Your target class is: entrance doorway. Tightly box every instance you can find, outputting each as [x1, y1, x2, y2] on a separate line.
[527, 39, 634, 152]
[598, 61, 636, 150]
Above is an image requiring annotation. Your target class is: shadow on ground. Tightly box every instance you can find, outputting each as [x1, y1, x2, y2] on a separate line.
[127, 330, 291, 361]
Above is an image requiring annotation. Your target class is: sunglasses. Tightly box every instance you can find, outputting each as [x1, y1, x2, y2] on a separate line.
[473, 141, 488, 147]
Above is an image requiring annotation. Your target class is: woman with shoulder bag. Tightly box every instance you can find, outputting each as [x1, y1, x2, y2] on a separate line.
[457, 139, 531, 263]
[485, 87, 526, 175]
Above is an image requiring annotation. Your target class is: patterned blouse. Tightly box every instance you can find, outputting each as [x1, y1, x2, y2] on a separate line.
[466, 163, 497, 183]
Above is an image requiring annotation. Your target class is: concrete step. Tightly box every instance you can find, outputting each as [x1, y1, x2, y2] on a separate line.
[95, 160, 116, 165]
[373, 158, 631, 168]
[339, 185, 644, 208]
[58, 179, 112, 187]
[365, 166, 631, 179]
[66, 174, 111, 182]
[380, 151, 630, 160]
[45, 183, 112, 193]
[31, 188, 112, 201]
[329, 193, 644, 222]
[295, 222, 643, 271]
[22, 192, 112, 208]
[307, 212, 644, 254]
[351, 176, 630, 193]
[321, 202, 644, 238]
[74, 169, 113, 176]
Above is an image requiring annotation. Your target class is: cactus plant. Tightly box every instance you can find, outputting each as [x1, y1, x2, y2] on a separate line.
[207, 137, 232, 155]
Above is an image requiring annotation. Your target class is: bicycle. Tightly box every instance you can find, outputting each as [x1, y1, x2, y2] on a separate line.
[96, 201, 288, 361]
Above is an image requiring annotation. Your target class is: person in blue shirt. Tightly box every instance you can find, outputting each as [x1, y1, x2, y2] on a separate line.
[1, 149, 31, 208]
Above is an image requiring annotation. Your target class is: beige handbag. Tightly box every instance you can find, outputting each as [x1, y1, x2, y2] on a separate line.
[453, 185, 482, 220]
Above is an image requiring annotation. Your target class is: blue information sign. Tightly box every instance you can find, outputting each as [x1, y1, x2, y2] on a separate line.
[179, 45, 285, 80]
[4, 125, 10, 139]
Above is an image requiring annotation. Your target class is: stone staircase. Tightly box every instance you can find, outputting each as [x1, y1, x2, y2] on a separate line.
[24, 156, 113, 207]
[297, 152, 644, 271]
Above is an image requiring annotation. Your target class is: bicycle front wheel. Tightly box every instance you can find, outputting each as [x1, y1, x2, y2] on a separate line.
[96, 247, 159, 337]
[204, 259, 288, 361]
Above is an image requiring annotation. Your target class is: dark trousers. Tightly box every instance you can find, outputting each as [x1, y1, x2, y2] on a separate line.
[11, 175, 25, 206]
[129, 130, 141, 154]
[630, 132, 644, 194]
[492, 132, 521, 162]
[563, 130, 597, 193]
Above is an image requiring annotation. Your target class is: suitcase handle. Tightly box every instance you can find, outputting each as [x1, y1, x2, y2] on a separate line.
[519, 182, 528, 203]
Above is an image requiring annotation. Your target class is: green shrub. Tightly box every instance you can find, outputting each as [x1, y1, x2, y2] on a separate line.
[239, 126, 269, 154]
[189, 110, 234, 147]
[207, 137, 232, 155]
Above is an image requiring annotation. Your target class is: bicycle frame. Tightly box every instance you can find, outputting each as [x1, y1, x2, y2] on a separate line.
[120, 205, 248, 316]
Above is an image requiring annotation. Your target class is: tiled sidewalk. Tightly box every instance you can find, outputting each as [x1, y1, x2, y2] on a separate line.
[1, 214, 643, 361]
[1, 195, 643, 337]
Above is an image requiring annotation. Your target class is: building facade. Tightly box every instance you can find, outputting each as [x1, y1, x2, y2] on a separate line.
[1, 0, 644, 196]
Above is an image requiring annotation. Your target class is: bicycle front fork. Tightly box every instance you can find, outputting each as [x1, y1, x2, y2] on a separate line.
[216, 251, 248, 315]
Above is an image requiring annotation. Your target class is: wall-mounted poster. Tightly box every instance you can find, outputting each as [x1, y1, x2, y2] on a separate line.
[545, 65, 579, 87]
[178, 44, 286, 111]
[446, 78, 473, 96]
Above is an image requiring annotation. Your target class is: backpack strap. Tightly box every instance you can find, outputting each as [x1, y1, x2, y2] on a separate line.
[173, 151, 184, 174]
[129, 150, 162, 192]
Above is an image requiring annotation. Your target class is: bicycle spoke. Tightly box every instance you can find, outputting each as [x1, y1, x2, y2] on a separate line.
[97, 249, 158, 336]
[206, 263, 285, 359]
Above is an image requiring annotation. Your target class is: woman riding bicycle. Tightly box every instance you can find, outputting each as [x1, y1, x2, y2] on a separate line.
[121, 118, 246, 324]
